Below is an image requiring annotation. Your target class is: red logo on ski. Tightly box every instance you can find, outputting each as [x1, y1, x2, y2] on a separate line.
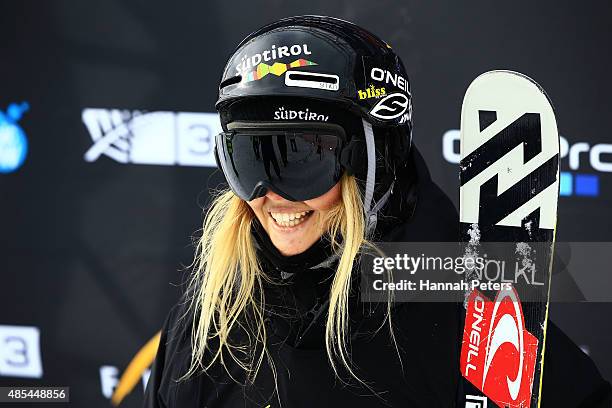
[460, 288, 538, 408]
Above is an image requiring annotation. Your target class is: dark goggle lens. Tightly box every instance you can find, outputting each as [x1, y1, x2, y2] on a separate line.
[216, 126, 345, 201]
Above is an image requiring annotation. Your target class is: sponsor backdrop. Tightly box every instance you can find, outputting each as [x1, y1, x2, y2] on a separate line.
[1, 1, 610, 406]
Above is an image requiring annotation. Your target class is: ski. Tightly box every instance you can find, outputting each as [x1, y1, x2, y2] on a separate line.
[457, 71, 560, 407]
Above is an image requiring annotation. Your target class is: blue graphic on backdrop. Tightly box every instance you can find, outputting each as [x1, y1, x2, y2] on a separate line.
[560, 172, 599, 197]
[0, 102, 29, 173]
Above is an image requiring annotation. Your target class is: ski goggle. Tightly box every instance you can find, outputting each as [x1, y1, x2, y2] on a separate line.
[214, 122, 351, 201]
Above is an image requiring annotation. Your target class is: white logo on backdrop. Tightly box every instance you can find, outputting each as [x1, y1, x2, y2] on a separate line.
[99, 365, 151, 399]
[443, 128, 612, 172]
[465, 394, 488, 408]
[82, 109, 221, 167]
[0, 325, 43, 378]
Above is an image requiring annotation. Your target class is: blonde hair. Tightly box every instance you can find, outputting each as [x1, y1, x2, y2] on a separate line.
[179, 173, 392, 385]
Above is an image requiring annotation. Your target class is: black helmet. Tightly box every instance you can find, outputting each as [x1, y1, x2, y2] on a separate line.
[215, 15, 413, 234]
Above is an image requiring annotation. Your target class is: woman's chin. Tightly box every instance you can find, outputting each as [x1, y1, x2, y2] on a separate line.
[270, 236, 315, 256]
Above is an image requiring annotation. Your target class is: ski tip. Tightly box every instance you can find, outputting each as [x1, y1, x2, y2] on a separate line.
[468, 70, 556, 113]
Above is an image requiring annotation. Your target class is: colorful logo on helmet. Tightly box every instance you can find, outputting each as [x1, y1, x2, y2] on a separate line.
[0, 102, 29, 173]
[242, 59, 317, 83]
[236, 43, 312, 74]
[369, 93, 410, 120]
[357, 85, 386, 100]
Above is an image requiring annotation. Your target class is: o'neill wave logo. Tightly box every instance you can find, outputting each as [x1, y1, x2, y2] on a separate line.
[82, 109, 220, 167]
[369, 93, 410, 121]
[460, 288, 538, 408]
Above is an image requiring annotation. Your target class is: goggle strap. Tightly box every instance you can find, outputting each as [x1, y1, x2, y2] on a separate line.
[363, 119, 377, 236]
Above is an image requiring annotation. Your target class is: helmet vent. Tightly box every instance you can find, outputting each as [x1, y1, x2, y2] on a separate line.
[219, 75, 242, 90]
[285, 71, 339, 91]
[287, 72, 335, 84]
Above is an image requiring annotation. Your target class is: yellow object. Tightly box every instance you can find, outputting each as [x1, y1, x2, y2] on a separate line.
[111, 331, 161, 406]
[269, 62, 287, 76]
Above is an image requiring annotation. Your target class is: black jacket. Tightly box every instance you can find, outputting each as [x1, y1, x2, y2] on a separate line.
[144, 147, 611, 407]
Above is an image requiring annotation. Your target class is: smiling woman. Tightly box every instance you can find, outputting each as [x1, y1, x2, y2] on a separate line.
[176, 170, 369, 389]
[249, 184, 341, 255]
[143, 15, 611, 408]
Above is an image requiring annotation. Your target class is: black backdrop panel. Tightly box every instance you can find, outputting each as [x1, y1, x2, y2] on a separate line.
[1, 1, 611, 406]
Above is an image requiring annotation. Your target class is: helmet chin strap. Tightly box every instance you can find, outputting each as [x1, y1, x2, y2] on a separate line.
[362, 119, 394, 238]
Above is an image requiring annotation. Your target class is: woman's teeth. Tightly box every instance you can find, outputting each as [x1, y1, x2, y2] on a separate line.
[270, 211, 312, 227]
